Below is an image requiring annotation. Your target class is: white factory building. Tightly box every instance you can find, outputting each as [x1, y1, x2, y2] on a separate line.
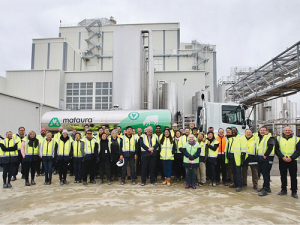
[0, 17, 217, 135]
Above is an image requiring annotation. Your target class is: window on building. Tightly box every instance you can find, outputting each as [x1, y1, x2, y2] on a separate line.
[66, 82, 112, 110]
[154, 59, 163, 71]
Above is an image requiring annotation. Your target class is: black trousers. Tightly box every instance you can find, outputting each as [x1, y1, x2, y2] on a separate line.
[111, 156, 120, 179]
[141, 156, 156, 183]
[36, 157, 44, 175]
[57, 160, 68, 181]
[3, 163, 15, 183]
[13, 151, 23, 176]
[216, 155, 227, 182]
[173, 154, 185, 178]
[99, 159, 111, 181]
[279, 158, 298, 192]
[82, 160, 95, 182]
[258, 159, 273, 189]
[229, 158, 242, 187]
[23, 161, 39, 182]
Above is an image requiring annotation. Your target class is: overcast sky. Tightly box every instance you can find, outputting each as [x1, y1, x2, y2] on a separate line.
[1, 0, 299, 114]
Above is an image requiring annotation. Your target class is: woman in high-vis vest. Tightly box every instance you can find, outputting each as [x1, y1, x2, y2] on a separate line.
[0, 131, 18, 188]
[160, 129, 176, 186]
[55, 129, 72, 186]
[70, 133, 83, 183]
[173, 130, 185, 181]
[99, 133, 112, 185]
[21, 131, 40, 186]
[40, 131, 57, 185]
[110, 130, 120, 181]
[197, 132, 207, 186]
[182, 134, 201, 189]
[206, 131, 220, 187]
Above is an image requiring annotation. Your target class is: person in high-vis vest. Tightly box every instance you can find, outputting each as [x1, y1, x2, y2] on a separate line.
[140, 126, 160, 186]
[53, 126, 63, 175]
[81, 129, 99, 185]
[182, 134, 201, 189]
[109, 130, 120, 181]
[21, 131, 40, 186]
[170, 123, 178, 138]
[256, 126, 276, 197]
[98, 133, 112, 185]
[154, 125, 164, 181]
[240, 129, 259, 190]
[134, 127, 143, 177]
[225, 128, 243, 192]
[192, 128, 199, 139]
[179, 128, 190, 149]
[70, 133, 83, 183]
[196, 132, 207, 186]
[0, 131, 18, 188]
[216, 128, 227, 186]
[275, 126, 300, 199]
[206, 131, 220, 187]
[55, 129, 72, 186]
[12, 126, 27, 181]
[36, 128, 47, 177]
[173, 130, 185, 181]
[119, 126, 137, 185]
[225, 127, 233, 183]
[40, 131, 57, 185]
[160, 129, 176, 186]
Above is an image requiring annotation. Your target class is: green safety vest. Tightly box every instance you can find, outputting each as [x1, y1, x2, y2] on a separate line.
[183, 142, 200, 164]
[13, 134, 26, 150]
[240, 135, 257, 158]
[277, 135, 299, 161]
[160, 138, 174, 160]
[225, 136, 241, 166]
[40, 139, 55, 157]
[178, 135, 188, 149]
[198, 140, 207, 157]
[256, 134, 274, 157]
[72, 140, 83, 158]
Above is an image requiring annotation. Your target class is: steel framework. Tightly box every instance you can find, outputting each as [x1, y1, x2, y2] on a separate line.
[226, 41, 300, 106]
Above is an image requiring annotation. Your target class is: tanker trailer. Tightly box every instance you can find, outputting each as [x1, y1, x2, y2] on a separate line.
[42, 110, 171, 132]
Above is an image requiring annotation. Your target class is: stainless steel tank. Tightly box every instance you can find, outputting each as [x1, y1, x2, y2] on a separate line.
[195, 91, 210, 108]
[41, 110, 171, 132]
[112, 27, 142, 110]
[192, 96, 196, 114]
[289, 102, 297, 132]
[162, 83, 178, 123]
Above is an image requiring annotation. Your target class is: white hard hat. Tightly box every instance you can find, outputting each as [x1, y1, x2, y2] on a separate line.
[116, 159, 124, 167]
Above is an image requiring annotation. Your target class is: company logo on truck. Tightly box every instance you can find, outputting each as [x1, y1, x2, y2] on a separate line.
[48, 117, 61, 127]
[128, 112, 140, 120]
[62, 117, 93, 123]
[143, 115, 158, 126]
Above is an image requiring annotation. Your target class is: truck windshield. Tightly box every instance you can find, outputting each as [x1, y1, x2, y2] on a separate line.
[222, 105, 244, 125]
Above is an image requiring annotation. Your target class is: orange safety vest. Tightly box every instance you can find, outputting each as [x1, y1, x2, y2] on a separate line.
[217, 136, 226, 154]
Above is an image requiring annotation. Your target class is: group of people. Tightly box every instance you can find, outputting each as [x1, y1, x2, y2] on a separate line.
[0, 122, 299, 199]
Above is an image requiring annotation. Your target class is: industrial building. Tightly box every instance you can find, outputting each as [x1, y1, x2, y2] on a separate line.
[0, 17, 217, 135]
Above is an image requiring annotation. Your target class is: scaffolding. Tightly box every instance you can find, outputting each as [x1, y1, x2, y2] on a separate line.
[226, 41, 300, 106]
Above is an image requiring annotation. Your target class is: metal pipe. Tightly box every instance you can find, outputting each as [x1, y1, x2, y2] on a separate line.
[157, 80, 166, 109]
[142, 29, 154, 109]
[183, 78, 187, 129]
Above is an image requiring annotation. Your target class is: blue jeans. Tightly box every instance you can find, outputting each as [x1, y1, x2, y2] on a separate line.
[43, 160, 53, 181]
[73, 161, 82, 182]
[121, 157, 136, 181]
[185, 167, 197, 186]
[162, 160, 173, 178]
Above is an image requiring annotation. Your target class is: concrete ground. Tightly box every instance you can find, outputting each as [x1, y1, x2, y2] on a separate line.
[0, 172, 299, 224]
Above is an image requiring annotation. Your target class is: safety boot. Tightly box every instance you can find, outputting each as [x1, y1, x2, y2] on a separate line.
[167, 178, 171, 186]
[162, 177, 167, 185]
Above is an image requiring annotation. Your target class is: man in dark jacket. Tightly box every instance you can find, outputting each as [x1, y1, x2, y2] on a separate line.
[140, 126, 159, 186]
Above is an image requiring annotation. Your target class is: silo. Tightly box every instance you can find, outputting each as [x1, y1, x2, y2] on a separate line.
[289, 102, 297, 132]
[112, 27, 142, 109]
[162, 83, 178, 123]
[195, 91, 210, 108]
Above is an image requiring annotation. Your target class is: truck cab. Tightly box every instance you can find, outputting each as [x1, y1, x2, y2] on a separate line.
[197, 102, 249, 134]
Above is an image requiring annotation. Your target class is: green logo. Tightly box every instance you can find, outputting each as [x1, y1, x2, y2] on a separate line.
[48, 117, 61, 127]
[128, 112, 140, 120]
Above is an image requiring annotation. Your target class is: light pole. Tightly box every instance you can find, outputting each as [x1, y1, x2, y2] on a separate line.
[183, 78, 187, 129]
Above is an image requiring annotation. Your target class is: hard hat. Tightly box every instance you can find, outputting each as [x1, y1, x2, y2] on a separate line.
[116, 159, 124, 167]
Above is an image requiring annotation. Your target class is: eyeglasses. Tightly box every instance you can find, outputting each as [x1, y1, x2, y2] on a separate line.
[86, 133, 92, 135]
[19, 130, 25, 131]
